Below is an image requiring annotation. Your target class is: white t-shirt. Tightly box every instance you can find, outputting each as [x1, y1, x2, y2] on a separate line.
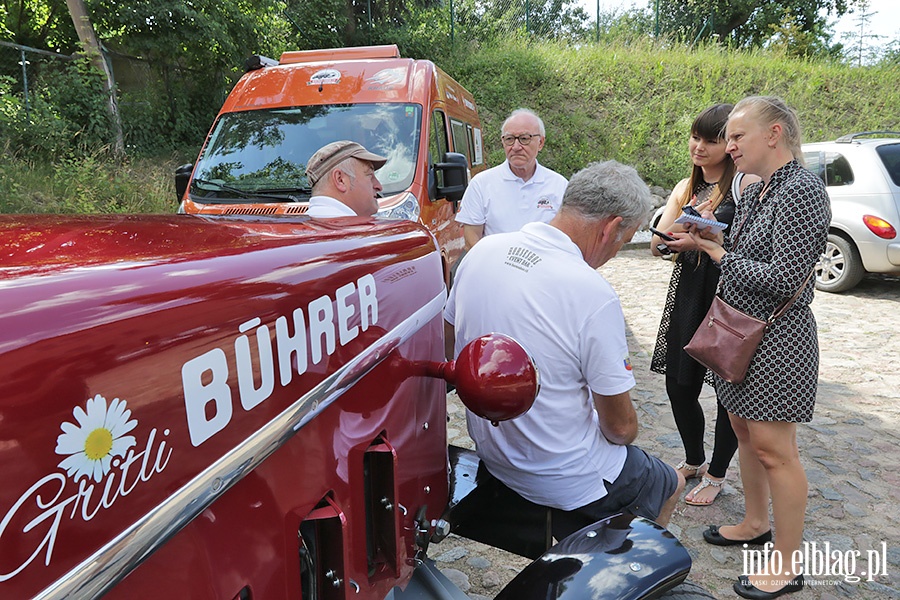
[444, 222, 634, 510]
[306, 195, 358, 218]
[455, 161, 567, 236]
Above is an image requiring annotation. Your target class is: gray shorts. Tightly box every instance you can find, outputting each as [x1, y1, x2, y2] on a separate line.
[551, 445, 677, 539]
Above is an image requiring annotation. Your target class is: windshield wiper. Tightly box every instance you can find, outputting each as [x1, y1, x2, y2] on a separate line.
[192, 178, 303, 202]
[255, 186, 313, 196]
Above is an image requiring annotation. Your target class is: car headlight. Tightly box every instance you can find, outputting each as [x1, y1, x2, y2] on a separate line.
[376, 193, 420, 221]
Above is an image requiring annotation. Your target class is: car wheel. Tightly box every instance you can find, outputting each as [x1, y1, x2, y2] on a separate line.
[815, 233, 865, 293]
[658, 581, 716, 599]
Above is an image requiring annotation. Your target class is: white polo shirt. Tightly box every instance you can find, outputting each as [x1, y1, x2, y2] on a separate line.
[455, 161, 567, 236]
[306, 195, 357, 218]
[444, 222, 634, 510]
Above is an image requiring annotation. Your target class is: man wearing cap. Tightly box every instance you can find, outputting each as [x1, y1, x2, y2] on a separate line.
[305, 140, 387, 217]
[456, 108, 568, 250]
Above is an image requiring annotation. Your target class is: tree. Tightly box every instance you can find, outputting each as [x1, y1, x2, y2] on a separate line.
[66, 0, 124, 154]
[454, 0, 590, 42]
[85, 0, 290, 78]
[767, 9, 837, 58]
[881, 38, 900, 65]
[2, 0, 78, 49]
[841, 0, 881, 66]
[282, 0, 471, 51]
[648, 0, 861, 48]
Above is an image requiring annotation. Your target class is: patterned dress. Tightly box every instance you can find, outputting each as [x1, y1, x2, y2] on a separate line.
[716, 161, 831, 422]
[651, 181, 735, 387]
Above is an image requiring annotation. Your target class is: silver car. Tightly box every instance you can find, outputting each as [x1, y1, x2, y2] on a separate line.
[802, 132, 900, 292]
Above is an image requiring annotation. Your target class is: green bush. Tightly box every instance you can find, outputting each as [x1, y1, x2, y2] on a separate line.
[0, 57, 121, 161]
[0, 75, 78, 160]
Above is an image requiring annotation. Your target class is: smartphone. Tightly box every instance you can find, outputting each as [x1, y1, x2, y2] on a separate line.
[649, 226, 676, 242]
[682, 205, 702, 218]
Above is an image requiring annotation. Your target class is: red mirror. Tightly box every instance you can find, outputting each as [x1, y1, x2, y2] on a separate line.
[425, 334, 539, 425]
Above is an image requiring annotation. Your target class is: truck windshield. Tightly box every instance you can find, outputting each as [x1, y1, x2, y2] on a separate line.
[190, 103, 422, 202]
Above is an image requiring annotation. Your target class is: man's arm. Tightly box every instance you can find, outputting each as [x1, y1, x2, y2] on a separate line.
[444, 320, 455, 361]
[592, 390, 638, 445]
[463, 223, 485, 250]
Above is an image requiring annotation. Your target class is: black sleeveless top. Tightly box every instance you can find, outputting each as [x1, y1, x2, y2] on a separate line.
[650, 181, 736, 385]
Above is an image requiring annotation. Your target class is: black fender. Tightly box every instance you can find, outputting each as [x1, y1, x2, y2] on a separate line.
[494, 514, 691, 600]
[441, 445, 692, 599]
[392, 514, 691, 600]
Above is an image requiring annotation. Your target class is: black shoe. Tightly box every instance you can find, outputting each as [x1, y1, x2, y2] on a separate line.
[703, 525, 772, 546]
[734, 574, 804, 599]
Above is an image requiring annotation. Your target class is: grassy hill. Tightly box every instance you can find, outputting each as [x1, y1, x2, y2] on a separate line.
[2, 38, 899, 213]
[443, 38, 900, 188]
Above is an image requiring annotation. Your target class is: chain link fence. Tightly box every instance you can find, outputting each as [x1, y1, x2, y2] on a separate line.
[1, 40, 228, 156]
[0, 41, 75, 123]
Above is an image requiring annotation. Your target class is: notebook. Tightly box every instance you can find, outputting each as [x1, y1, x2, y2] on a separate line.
[674, 212, 728, 234]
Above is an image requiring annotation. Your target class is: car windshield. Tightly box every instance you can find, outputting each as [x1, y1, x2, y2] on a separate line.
[190, 103, 422, 202]
[876, 143, 900, 187]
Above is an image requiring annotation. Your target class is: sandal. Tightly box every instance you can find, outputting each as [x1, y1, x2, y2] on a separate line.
[674, 460, 708, 480]
[685, 476, 723, 506]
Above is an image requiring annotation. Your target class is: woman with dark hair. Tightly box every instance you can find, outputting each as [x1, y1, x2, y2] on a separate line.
[650, 104, 757, 506]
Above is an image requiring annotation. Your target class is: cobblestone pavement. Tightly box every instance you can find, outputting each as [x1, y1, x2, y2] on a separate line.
[435, 247, 900, 599]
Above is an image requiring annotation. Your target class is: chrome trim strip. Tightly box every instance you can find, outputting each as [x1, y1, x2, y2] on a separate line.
[35, 288, 447, 599]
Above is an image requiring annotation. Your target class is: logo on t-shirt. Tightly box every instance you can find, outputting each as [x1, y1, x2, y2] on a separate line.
[536, 195, 555, 210]
[623, 356, 633, 371]
[504, 246, 542, 272]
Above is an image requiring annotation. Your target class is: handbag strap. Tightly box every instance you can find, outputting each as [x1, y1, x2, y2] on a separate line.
[767, 268, 815, 324]
[718, 177, 815, 325]
[730, 182, 768, 250]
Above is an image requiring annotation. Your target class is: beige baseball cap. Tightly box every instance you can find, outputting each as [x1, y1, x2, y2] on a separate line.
[306, 141, 387, 186]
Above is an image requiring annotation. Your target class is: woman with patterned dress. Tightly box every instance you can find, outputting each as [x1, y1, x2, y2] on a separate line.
[650, 104, 756, 506]
[688, 97, 831, 600]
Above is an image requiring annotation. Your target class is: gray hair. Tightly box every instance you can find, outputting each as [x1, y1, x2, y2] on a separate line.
[503, 108, 546, 136]
[561, 160, 652, 229]
[311, 156, 357, 194]
[731, 96, 805, 166]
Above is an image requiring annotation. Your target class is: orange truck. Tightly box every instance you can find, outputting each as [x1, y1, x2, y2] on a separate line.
[176, 44, 485, 281]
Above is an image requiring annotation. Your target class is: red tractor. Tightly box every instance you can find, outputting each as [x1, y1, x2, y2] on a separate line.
[0, 214, 711, 599]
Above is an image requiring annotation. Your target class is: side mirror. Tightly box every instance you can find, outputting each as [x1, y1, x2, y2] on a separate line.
[434, 152, 469, 207]
[424, 333, 539, 425]
[175, 163, 194, 202]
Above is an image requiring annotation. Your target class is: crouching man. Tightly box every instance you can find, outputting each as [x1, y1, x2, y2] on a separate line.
[444, 160, 685, 540]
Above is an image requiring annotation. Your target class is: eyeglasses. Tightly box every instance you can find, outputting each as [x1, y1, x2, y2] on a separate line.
[501, 133, 542, 147]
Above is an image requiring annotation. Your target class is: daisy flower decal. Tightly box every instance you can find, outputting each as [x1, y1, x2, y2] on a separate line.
[56, 394, 138, 483]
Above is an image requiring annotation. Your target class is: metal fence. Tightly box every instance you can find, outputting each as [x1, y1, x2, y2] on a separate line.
[1, 39, 226, 153]
[0, 41, 76, 123]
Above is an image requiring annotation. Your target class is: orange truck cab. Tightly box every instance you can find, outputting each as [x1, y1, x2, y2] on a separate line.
[176, 44, 485, 278]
